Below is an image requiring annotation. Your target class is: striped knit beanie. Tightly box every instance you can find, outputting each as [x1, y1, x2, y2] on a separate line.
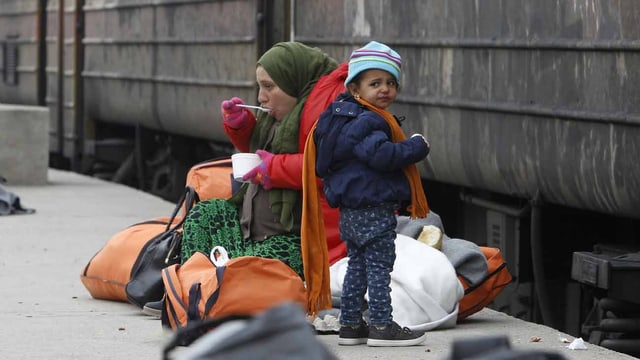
[344, 41, 402, 87]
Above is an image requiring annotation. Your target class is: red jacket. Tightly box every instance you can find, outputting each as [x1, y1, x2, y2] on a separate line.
[223, 62, 349, 265]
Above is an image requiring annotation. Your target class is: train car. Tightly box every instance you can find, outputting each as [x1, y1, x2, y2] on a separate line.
[1, 0, 289, 199]
[1, 0, 639, 356]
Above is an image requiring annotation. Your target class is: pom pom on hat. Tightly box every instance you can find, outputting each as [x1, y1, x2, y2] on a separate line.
[344, 41, 401, 87]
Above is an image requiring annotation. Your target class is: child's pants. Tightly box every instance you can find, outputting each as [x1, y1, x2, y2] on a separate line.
[339, 203, 397, 328]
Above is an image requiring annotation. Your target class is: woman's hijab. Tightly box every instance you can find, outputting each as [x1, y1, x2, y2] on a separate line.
[250, 42, 338, 155]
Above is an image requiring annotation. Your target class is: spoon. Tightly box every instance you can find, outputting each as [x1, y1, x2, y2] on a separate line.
[237, 104, 271, 112]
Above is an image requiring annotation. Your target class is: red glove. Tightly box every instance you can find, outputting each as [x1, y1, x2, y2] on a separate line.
[242, 150, 274, 189]
[221, 97, 249, 129]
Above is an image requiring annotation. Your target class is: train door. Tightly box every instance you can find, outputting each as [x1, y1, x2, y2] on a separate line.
[46, 0, 87, 171]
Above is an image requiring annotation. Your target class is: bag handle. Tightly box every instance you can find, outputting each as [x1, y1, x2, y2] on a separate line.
[162, 186, 200, 264]
[187, 283, 202, 321]
[162, 255, 224, 331]
[203, 265, 226, 315]
[164, 185, 200, 233]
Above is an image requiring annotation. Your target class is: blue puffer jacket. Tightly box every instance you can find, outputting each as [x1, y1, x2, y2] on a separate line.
[314, 93, 429, 209]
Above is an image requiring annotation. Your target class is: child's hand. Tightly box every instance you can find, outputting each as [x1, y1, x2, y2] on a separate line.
[411, 133, 430, 149]
[221, 97, 249, 129]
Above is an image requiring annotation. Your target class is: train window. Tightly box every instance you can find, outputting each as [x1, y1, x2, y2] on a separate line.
[2, 42, 18, 86]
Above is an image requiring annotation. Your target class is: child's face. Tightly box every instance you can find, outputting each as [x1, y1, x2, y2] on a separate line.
[349, 69, 398, 109]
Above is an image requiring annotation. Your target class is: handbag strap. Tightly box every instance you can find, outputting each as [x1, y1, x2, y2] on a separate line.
[165, 185, 200, 232]
[162, 187, 200, 264]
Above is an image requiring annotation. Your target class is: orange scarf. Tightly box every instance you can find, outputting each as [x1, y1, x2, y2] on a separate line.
[356, 97, 430, 219]
[301, 128, 332, 316]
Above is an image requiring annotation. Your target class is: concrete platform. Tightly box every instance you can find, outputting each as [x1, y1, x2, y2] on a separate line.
[0, 169, 637, 360]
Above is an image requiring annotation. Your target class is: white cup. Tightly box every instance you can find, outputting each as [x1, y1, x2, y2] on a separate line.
[231, 153, 262, 182]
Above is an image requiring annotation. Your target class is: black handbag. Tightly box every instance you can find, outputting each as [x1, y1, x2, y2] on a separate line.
[125, 186, 199, 308]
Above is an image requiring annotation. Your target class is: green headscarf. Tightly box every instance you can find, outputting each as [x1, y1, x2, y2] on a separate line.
[246, 42, 338, 231]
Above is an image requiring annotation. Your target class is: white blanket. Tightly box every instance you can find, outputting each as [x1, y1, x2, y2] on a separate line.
[330, 234, 464, 331]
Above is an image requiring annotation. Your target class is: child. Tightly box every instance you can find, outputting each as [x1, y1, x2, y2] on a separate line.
[314, 41, 431, 347]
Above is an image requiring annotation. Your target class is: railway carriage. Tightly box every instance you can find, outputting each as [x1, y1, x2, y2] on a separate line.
[2, 0, 639, 355]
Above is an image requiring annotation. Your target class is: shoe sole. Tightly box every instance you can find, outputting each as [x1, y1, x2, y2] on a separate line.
[367, 333, 427, 347]
[142, 306, 161, 318]
[338, 338, 368, 346]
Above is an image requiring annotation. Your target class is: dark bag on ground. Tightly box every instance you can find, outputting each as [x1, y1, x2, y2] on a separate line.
[125, 186, 199, 307]
[162, 302, 337, 360]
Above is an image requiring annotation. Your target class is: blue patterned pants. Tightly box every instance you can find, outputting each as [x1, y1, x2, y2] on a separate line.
[339, 203, 397, 328]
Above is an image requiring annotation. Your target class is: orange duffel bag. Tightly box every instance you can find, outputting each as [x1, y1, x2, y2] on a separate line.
[185, 157, 234, 201]
[457, 246, 513, 320]
[80, 216, 181, 302]
[161, 252, 307, 331]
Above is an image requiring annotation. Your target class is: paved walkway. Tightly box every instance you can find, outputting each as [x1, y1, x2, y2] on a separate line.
[0, 169, 636, 359]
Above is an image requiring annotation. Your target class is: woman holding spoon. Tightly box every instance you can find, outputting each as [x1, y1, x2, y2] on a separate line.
[176, 42, 347, 315]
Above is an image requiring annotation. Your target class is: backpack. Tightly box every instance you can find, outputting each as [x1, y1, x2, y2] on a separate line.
[457, 246, 513, 320]
[161, 252, 307, 331]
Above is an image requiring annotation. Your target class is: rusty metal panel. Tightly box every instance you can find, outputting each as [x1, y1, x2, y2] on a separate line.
[83, 0, 259, 143]
[294, 0, 640, 219]
[44, 0, 79, 159]
[0, 0, 40, 104]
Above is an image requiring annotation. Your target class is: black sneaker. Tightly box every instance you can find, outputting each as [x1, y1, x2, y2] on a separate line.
[142, 299, 163, 318]
[338, 321, 369, 345]
[367, 321, 427, 347]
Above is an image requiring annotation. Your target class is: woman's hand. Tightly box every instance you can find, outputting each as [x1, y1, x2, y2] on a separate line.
[242, 150, 274, 189]
[221, 97, 249, 129]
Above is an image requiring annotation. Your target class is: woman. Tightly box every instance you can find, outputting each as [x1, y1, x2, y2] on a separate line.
[179, 42, 345, 315]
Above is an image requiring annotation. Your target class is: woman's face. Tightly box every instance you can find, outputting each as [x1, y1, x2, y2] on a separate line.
[348, 69, 398, 109]
[256, 65, 297, 121]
